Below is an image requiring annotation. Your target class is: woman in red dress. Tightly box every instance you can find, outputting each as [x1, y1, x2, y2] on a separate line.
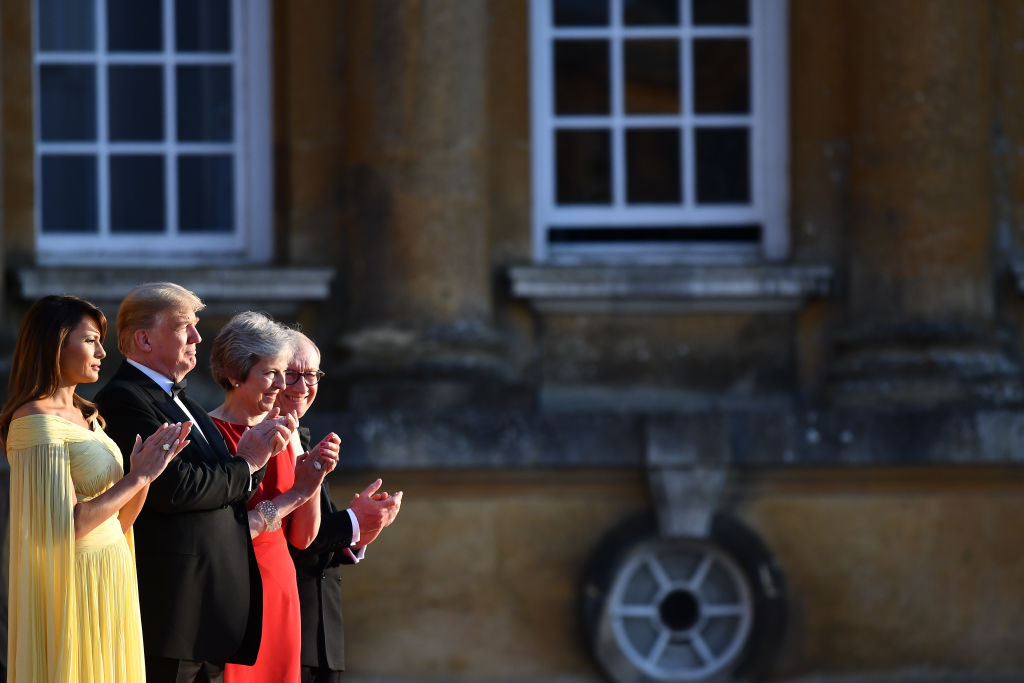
[208, 311, 341, 683]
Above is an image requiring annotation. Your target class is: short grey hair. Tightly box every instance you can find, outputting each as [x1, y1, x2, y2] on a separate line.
[210, 311, 294, 390]
[283, 327, 321, 361]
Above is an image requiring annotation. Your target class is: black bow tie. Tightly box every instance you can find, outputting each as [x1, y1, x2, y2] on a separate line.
[170, 379, 187, 398]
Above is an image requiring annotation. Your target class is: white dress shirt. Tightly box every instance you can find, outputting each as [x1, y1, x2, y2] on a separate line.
[125, 359, 209, 443]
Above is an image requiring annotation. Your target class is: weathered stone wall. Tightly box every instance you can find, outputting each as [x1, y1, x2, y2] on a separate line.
[328, 466, 1024, 679]
[742, 466, 1024, 674]
[336, 1, 493, 329]
[0, 0, 35, 318]
[328, 468, 651, 681]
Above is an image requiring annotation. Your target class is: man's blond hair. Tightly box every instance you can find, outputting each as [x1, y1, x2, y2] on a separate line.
[117, 282, 205, 356]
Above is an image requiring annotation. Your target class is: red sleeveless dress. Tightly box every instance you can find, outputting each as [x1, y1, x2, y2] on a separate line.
[212, 418, 301, 683]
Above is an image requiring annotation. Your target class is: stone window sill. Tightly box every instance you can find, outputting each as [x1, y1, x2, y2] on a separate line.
[16, 266, 336, 316]
[508, 263, 833, 314]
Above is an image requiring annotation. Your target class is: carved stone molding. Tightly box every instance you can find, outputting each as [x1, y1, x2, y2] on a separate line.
[509, 263, 833, 314]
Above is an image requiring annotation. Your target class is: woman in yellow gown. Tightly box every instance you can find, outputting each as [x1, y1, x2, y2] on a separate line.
[0, 295, 192, 682]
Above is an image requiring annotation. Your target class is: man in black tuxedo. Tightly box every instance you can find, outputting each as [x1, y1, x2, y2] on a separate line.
[291, 438, 400, 682]
[280, 331, 402, 683]
[95, 282, 296, 683]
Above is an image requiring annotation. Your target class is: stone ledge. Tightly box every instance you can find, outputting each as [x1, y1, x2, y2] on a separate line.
[508, 263, 834, 313]
[16, 266, 336, 315]
[300, 406, 1024, 470]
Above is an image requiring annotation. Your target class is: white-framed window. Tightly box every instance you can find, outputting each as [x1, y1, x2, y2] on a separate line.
[530, 0, 788, 264]
[33, 0, 271, 266]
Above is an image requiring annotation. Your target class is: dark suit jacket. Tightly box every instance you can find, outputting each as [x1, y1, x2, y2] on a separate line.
[94, 361, 264, 665]
[289, 428, 355, 671]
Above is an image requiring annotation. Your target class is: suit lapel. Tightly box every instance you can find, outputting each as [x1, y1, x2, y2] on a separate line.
[179, 391, 230, 460]
[116, 362, 228, 463]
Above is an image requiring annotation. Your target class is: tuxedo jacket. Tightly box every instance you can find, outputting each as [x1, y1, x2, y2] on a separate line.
[289, 427, 355, 672]
[94, 361, 264, 665]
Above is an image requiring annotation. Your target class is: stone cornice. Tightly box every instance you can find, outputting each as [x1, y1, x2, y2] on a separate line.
[509, 263, 834, 313]
[16, 266, 336, 315]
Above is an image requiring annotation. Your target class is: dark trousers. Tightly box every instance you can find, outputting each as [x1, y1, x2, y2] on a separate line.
[145, 656, 225, 683]
[300, 665, 343, 683]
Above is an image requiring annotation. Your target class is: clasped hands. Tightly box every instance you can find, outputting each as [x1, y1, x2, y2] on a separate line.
[236, 407, 299, 473]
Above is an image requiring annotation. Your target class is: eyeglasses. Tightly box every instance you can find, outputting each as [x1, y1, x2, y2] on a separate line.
[285, 370, 325, 386]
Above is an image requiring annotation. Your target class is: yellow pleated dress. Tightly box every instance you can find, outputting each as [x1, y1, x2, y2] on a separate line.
[7, 414, 146, 683]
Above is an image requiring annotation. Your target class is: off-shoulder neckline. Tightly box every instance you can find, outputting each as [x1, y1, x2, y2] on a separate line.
[10, 413, 96, 432]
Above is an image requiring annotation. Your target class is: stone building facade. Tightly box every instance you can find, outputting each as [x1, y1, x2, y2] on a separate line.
[3, 1, 1024, 681]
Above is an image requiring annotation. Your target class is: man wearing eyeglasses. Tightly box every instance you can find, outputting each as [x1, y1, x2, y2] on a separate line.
[277, 330, 402, 683]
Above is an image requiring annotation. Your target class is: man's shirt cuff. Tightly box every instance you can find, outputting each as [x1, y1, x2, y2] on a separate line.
[346, 507, 360, 545]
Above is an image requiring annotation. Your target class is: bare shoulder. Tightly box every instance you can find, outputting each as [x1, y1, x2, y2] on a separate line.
[11, 400, 87, 429]
[11, 400, 47, 420]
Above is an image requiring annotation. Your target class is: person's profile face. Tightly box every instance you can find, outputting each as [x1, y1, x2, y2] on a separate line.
[145, 308, 201, 381]
[276, 340, 320, 420]
[59, 315, 106, 386]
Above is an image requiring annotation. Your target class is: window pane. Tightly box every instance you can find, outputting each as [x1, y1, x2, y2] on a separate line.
[553, 0, 608, 26]
[624, 0, 679, 26]
[556, 129, 611, 204]
[692, 0, 749, 25]
[627, 128, 680, 203]
[38, 0, 94, 51]
[693, 39, 749, 113]
[41, 155, 97, 232]
[39, 65, 96, 141]
[110, 156, 165, 232]
[176, 0, 232, 52]
[696, 128, 749, 203]
[109, 66, 164, 141]
[107, 0, 162, 52]
[177, 66, 234, 141]
[625, 40, 679, 114]
[178, 155, 234, 232]
[555, 40, 609, 115]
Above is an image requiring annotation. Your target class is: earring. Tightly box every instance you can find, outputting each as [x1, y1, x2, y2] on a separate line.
[234, 383, 240, 387]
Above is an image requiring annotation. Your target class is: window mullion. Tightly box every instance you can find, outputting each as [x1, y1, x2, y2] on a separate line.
[610, 0, 624, 210]
[758, 0, 790, 261]
[682, 0, 696, 211]
[96, 0, 110, 238]
[234, 0, 244, 247]
[748, 0, 759, 214]
[164, 0, 178, 237]
[530, 0, 553, 261]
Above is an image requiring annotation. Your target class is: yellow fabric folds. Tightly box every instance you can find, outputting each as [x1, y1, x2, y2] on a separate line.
[7, 414, 146, 683]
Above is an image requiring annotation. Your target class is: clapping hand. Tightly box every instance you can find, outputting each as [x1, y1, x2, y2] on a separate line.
[130, 422, 192, 484]
[293, 432, 340, 498]
[236, 407, 299, 472]
[350, 479, 403, 548]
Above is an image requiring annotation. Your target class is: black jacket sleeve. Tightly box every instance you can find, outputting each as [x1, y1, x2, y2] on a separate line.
[97, 381, 257, 513]
[290, 427, 357, 567]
